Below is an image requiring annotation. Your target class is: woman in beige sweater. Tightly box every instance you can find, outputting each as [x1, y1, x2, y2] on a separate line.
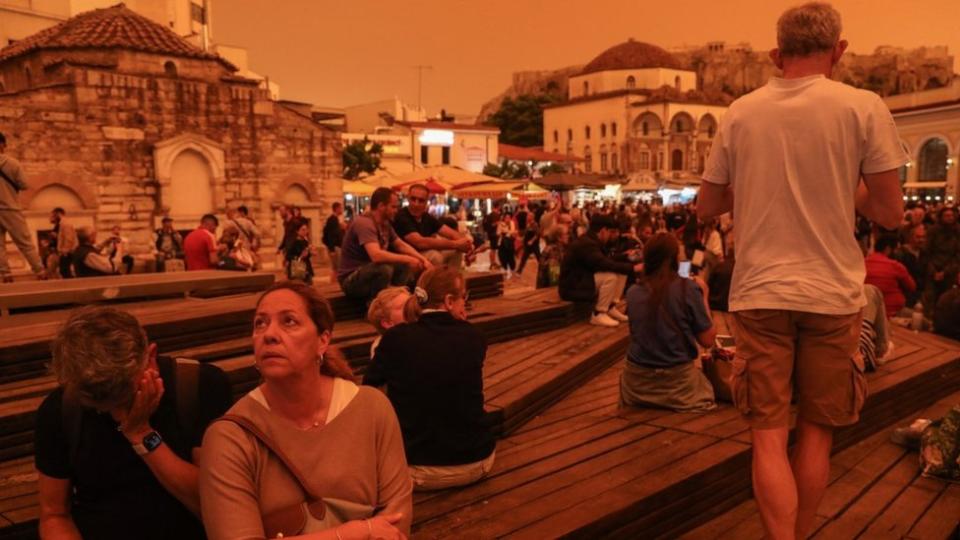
[199, 282, 412, 540]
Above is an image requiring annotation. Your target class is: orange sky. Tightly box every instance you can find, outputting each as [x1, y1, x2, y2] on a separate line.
[211, 0, 960, 116]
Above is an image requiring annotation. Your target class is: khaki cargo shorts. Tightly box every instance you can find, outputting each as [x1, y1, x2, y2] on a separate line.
[730, 309, 867, 430]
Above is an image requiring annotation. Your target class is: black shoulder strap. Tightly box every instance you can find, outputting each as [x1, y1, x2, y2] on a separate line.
[61, 391, 84, 470]
[171, 358, 201, 444]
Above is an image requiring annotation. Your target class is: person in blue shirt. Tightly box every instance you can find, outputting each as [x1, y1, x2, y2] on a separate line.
[620, 233, 717, 412]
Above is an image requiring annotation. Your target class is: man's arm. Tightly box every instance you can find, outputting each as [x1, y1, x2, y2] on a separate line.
[38, 474, 82, 540]
[856, 169, 903, 229]
[402, 231, 461, 251]
[391, 238, 432, 266]
[697, 181, 733, 220]
[363, 241, 419, 267]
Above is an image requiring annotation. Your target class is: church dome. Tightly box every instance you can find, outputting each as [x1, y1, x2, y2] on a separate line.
[581, 39, 681, 75]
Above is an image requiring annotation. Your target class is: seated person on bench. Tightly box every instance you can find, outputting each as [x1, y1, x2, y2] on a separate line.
[71, 226, 119, 277]
[559, 215, 643, 328]
[366, 286, 412, 357]
[620, 233, 717, 413]
[35, 306, 232, 540]
[393, 184, 474, 268]
[363, 266, 495, 491]
[339, 187, 432, 304]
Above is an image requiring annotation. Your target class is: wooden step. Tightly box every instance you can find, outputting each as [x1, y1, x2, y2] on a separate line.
[0, 272, 504, 385]
[410, 322, 960, 539]
[0, 322, 630, 535]
[680, 389, 960, 540]
[0, 288, 584, 461]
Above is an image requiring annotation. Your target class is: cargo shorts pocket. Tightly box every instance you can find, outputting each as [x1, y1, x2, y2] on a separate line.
[730, 356, 750, 415]
[850, 352, 868, 416]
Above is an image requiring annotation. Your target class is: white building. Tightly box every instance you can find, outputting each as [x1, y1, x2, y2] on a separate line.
[341, 98, 499, 175]
[543, 39, 727, 181]
[885, 79, 960, 202]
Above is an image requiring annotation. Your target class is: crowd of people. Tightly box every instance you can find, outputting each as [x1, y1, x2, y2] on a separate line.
[13, 3, 960, 540]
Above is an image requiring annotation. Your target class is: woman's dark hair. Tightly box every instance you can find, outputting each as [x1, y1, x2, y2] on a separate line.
[403, 266, 465, 321]
[874, 234, 899, 254]
[640, 233, 684, 336]
[255, 281, 354, 379]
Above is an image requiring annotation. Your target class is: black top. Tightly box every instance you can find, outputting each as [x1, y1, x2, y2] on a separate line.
[393, 207, 442, 241]
[322, 214, 344, 251]
[559, 232, 635, 303]
[34, 357, 232, 540]
[362, 312, 495, 466]
[935, 287, 960, 342]
[72, 244, 110, 277]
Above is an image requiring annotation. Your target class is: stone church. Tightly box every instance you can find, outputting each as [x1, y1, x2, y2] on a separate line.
[0, 4, 341, 272]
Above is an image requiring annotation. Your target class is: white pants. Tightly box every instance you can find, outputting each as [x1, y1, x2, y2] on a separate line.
[594, 272, 628, 313]
[408, 451, 496, 491]
[0, 210, 43, 276]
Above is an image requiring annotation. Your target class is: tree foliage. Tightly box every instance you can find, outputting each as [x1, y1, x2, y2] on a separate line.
[538, 162, 567, 176]
[342, 138, 384, 180]
[489, 94, 559, 147]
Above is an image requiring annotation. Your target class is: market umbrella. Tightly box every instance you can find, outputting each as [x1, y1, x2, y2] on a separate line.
[342, 180, 375, 195]
[392, 165, 501, 188]
[359, 173, 405, 189]
[535, 173, 622, 190]
[452, 181, 550, 200]
[392, 178, 450, 194]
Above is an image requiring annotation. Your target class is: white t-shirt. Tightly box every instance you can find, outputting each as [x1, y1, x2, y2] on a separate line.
[702, 75, 908, 315]
[250, 377, 359, 425]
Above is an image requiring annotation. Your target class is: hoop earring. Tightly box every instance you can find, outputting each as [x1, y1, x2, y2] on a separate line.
[316, 353, 325, 367]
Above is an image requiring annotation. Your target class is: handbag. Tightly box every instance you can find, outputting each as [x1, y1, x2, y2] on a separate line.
[290, 258, 310, 281]
[219, 415, 373, 538]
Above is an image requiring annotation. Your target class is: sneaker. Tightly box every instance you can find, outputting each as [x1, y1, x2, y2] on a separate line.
[607, 308, 629, 322]
[590, 312, 620, 327]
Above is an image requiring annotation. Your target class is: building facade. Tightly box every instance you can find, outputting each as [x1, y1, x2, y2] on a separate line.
[0, 4, 341, 273]
[542, 40, 727, 181]
[886, 80, 960, 202]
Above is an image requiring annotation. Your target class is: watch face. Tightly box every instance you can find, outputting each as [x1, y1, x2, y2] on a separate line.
[143, 432, 163, 451]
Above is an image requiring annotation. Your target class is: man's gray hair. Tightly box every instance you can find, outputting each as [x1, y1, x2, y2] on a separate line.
[777, 2, 842, 57]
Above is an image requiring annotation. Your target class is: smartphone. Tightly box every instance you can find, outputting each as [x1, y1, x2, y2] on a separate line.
[678, 261, 691, 278]
[715, 335, 736, 350]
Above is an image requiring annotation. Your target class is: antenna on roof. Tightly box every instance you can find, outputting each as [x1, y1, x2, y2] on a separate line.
[411, 65, 433, 111]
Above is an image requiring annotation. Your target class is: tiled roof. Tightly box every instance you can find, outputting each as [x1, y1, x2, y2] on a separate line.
[0, 3, 235, 69]
[581, 39, 682, 75]
[499, 144, 585, 162]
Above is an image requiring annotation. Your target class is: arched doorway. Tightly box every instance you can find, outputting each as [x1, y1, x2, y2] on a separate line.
[168, 149, 214, 225]
[918, 138, 948, 181]
[671, 149, 684, 171]
[24, 184, 95, 272]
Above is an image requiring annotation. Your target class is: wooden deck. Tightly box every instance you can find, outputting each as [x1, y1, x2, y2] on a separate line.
[680, 389, 960, 540]
[410, 319, 960, 539]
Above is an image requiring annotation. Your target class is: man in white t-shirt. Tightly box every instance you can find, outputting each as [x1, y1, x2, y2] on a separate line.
[697, 4, 906, 539]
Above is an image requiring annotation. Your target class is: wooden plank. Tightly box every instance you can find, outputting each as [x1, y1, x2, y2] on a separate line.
[905, 483, 960, 540]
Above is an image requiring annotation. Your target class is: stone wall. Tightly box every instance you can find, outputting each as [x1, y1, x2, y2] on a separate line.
[0, 60, 341, 273]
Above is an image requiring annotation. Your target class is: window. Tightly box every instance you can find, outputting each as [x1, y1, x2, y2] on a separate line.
[611, 152, 618, 172]
[567, 128, 573, 141]
[600, 124, 607, 138]
[639, 152, 650, 170]
[671, 149, 684, 171]
[164, 61, 178, 77]
[584, 146, 592, 173]
[585, 126, 591, 140]
[918, 138, 948, 181]
[675, 75, 682, 91]
[553, 130, 559, 143]
[583, 81, 589, 96]
[600, 152, 608, 172]
[626, 75, 636, 89]
[441, 146, 450, 165]
[642, 122, 649, 136]
[421, 145, 429, 164]
[611, 122, 617, 137]
[658, 152, 664, 170]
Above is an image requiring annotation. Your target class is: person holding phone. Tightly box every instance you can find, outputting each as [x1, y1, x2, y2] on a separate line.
[620, 233, 717, 412]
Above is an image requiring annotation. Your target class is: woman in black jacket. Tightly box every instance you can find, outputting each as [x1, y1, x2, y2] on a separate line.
[362, 266, 495, 491]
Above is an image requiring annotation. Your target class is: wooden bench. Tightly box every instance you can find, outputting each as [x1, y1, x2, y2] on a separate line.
[0, 287, 590, 461]
[410, 323, 960, 539]
[0, 323, 630, 535]
[680, 388, 960, 540]
[0, 272, 504, 385]
[0, 271, 276, 317]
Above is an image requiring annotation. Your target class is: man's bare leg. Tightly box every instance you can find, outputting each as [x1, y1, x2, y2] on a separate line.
[790, 418, 833, 539]
[752, 427, 797, 540]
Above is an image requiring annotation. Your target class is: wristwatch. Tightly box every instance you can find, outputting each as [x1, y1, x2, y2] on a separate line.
[132, 431, 163, 456]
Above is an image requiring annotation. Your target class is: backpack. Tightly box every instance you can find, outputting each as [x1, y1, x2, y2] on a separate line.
[62, 357, 205, 467]
[920, 405, 960, 482]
